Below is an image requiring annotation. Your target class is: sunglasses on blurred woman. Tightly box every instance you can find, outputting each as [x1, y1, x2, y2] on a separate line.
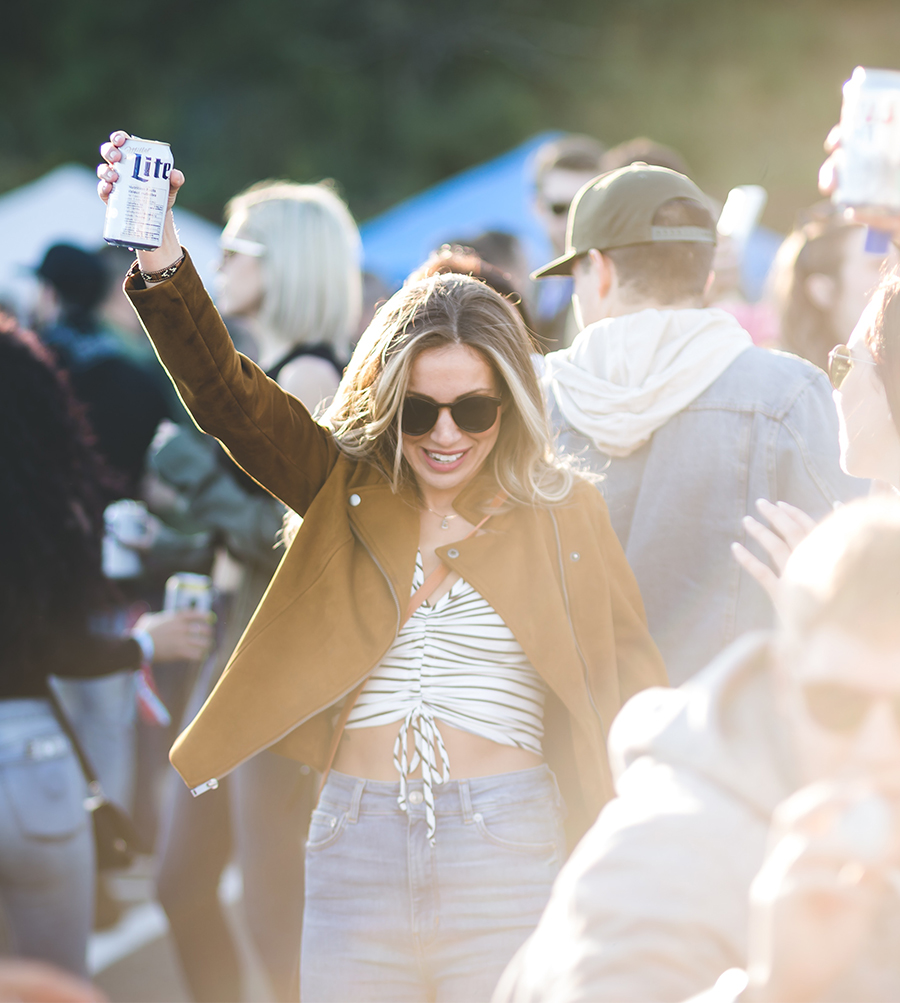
[827, 344, 878, 390]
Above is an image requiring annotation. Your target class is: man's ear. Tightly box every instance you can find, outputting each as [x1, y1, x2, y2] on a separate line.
[588, 248, 614, 300]
[804, 272, 838, 312]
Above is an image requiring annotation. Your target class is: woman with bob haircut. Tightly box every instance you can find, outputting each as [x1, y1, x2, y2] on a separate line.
[216, 178, 360, 398]
[98, 131, 665, 1002]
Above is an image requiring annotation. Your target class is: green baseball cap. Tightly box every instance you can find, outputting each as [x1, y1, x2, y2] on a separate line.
[532, 164, 716, 278]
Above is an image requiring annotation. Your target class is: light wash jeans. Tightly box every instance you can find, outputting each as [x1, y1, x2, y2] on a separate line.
[51, 670, 135, 809]
[0, 699, 93, 975]
[301, 765, 565, 1003]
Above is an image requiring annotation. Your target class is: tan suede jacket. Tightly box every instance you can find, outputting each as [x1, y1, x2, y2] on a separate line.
[126, 253, 667, 839]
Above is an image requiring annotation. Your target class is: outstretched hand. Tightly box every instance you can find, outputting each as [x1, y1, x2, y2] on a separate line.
[96, 130, 185, 275]
[731, 499, 817, 600]
[96, 131, 185, 209]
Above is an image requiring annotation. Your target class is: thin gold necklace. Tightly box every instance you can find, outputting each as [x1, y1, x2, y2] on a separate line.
[423, 504, 459, 530]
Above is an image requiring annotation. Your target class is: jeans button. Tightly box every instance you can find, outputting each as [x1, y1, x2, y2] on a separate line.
[409, 790, 424, 805]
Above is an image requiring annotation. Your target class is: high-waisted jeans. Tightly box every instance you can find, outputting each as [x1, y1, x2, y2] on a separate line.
[301, 765, 565, 1003]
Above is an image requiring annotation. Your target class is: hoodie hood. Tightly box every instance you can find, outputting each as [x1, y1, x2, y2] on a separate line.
[543, 307, 752, 458]
[608, 632, 799, 821]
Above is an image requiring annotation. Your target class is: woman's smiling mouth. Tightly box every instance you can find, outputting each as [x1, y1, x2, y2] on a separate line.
[423, 448, 468, 470]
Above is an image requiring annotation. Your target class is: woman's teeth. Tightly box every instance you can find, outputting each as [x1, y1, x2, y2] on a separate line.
[426, 450, 464, 464]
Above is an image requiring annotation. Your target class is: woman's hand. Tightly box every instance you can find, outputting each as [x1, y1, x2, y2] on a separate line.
[97, 130, 186, 276]
[731, 499, 817, 600]
[745, 783, 899, 1002]
[819, 123, 900, 237]
[134, 609, 213, 663]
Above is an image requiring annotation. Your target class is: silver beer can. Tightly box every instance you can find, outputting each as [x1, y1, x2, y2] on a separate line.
[103, 136, 173, 250]
[164, 572, 213, 613]
[835, 66, 900, 212]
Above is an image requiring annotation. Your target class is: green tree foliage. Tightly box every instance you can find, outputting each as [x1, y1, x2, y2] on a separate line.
[2, 0, 900, 229]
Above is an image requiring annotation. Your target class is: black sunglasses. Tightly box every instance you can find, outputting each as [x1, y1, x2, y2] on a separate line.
[802, 681, 900, 734]
[401, 395, 502, 436]
[827, 344, 878, 390]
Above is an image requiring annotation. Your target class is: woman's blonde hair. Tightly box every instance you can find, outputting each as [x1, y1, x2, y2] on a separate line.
[324, 272, 575, 507]
[224, 181, 362, 359]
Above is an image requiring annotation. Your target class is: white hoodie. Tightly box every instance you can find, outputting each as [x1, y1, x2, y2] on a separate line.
[543, 308, 753, 458]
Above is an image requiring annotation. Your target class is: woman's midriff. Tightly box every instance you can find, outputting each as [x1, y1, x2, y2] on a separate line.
[333, 720, 543, 781]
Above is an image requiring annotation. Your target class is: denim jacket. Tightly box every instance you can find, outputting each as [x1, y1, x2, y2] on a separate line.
[549, 347, 868, 685]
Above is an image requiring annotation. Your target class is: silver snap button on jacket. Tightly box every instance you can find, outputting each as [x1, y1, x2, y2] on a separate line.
[408, 790, 424, 805]
[447, 548, 459, 559]
[570, 551, 580, 561]
[349, 493, 361, 507]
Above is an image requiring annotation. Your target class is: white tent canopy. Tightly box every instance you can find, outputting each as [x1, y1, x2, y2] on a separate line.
[0, 164, 221, 317]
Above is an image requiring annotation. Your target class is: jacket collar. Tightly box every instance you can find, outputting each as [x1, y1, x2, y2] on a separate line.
[345, 467, 506, 603]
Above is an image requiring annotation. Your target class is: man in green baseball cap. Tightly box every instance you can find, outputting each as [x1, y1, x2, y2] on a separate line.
[534, 163, 865, 688]
[532, 163, 716, 280]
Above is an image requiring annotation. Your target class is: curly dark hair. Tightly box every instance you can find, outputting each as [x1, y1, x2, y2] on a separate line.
[0, 313, 114, 666]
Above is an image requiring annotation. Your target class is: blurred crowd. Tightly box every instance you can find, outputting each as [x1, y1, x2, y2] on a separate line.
[2, 110, 900, 1003]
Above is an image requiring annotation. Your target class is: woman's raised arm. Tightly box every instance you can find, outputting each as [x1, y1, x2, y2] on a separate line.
[97, 132, 340, 515]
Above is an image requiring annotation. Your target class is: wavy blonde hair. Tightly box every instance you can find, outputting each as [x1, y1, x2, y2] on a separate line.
[224, 181, 362, 359]
[324, 272, 575, 507]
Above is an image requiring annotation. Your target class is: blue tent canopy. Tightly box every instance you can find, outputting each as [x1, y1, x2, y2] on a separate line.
[360, 132, 559, 289]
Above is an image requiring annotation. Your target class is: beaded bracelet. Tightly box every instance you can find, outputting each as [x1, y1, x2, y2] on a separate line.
[139, 253, 185, 284]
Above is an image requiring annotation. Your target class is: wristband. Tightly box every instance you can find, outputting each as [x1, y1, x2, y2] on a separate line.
[131, 629, 155, 665]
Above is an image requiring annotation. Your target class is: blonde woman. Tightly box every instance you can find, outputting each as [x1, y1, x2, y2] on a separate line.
[99, 131, 665, 1003]
[216, 179, 360, 403]
[150, 179, 361, 1003]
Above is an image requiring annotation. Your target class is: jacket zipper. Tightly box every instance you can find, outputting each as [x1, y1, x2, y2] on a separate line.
[189, 525, 403, 797]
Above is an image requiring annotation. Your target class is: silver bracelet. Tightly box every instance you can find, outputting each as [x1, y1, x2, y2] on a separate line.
[139, 253, 185, 284]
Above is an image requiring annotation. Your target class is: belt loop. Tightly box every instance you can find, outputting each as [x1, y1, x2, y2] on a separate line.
[458, 778, 474, 823]
[348, 778, 365, 823]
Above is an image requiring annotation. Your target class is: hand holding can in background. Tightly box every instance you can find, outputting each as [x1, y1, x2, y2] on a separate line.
[820, 67, 900, 242]
[133, 609, 213, 664]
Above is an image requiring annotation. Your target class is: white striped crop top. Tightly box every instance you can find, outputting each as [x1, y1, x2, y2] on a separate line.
[345, 551, 547, 843]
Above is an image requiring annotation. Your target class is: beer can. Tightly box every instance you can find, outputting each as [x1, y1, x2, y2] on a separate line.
[104, 499, 153, 548]
[103, 136, 173, 250]
[835, 66, 900, 213]
[102, 499, 151, 579]
[164, 572, 214, 613]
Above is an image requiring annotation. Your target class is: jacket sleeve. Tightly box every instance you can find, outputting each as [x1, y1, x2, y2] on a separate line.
[776, 368, 869, 516]
[125, 252, 340, 516]
[48, 630, 142, 679]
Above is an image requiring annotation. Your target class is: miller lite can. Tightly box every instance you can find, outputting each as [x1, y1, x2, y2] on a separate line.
[103, 136, 173, 250]
[164, 573, 213, 613]
[835, 67, 900, 213]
